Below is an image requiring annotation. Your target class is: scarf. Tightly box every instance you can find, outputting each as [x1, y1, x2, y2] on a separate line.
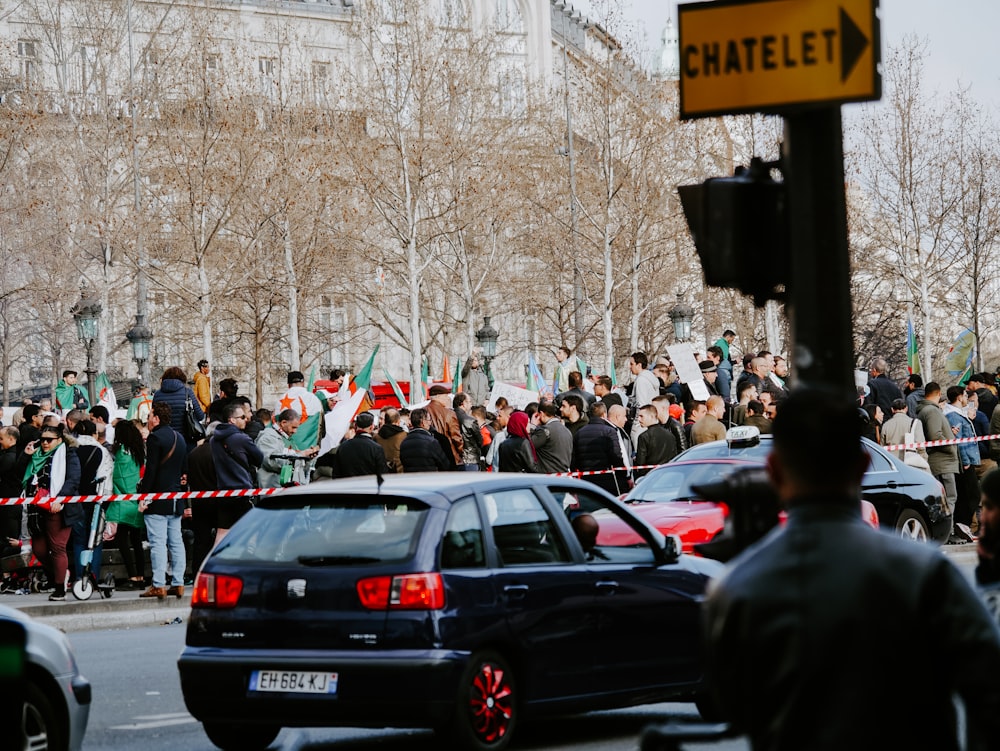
[22, 444, 56, 489]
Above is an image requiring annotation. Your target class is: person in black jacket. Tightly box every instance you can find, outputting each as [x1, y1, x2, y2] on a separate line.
[705, 387, 1000, 751]
[976, 469, 1000, 586]
[531, 402, 573, 474]
[152, 366, 205, 453]
[139, 401, 188, 599]
[16, 405, 42, 453]
[572, 402, 624, 495]
[634, 405, 677, 477]
[335, 412, 390, 478]
[210, 402, 264, 543]
[400, 409, 451, 472]
[0, 426, 22, 554]
[454, 393, 484, 470]
[498, 411, 539, 473]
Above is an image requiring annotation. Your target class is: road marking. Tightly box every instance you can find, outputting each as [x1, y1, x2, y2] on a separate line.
[110, 713, 197, 730]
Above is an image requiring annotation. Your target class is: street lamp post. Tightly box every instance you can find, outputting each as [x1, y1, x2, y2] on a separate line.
[125, 314, 154, 385]
[71, 293, 102, 407]
[475, 316, 499, 388]
[668, 293, 694, 344]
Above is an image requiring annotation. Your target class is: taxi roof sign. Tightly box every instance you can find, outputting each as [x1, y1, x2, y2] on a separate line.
[678, 0, 881, 120]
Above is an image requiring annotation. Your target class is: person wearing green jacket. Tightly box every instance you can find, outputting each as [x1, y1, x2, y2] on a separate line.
[55, 370, 89, 412]
[106, 420, 146, 589]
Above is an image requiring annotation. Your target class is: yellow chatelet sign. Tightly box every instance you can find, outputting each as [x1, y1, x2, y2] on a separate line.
[678, 0, 881, 119]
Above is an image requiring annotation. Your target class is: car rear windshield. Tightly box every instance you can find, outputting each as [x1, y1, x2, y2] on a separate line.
[210, 496, 430, 565]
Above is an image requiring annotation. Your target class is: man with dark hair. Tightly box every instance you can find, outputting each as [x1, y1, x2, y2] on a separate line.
[208, 378, 240, 424]
[17, 404, 42, 452]
[944, 385, 981, 542]
[255, 409, 310, 488]
[399, 408, 451, 472]
[634, 404, 676, 476]
[559, 394, 588, 438]
[55, 369, 89, 411]
[531, 401, 573, 473]
[334, 412, 390, 478]
[193, 359, 212, 414]
[453, 392, 483, 471]
[556, 370, 596, 410]
[210, 402, 264, 542]
[553, 346, 572, 395]
[593, 375, 623, 408]
[917, 381, 959, 536]
[426, 385, 463, 468]
[705, 387, 1000, 750]
[571, 402, 626, 496]
[743, 399, 773, 434]
[138, 401, 187, 599]
[904, 372, 925, 418]
[967, 372, 998, 421]
[88, 404, 114, 446]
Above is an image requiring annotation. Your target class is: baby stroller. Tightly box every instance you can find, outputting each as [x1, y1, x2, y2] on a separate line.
[71, 502, 115, 601]
[0, 545, 47, 594]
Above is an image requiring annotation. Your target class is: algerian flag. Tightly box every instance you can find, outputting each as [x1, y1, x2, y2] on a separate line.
[958, 364, 974, 387]
[609, 355, 618, 386]
[306, 364, 317, 391]
[384, 368, 408, 408]
[351, 346, 379, 393]
[421, 357, 430, 401]
[274, 386, 324, 451]
[576, 356, 588, 378]
[320, 378, 368, 456]
[453, 358, 462, 393]
[96, 372, 117, 416]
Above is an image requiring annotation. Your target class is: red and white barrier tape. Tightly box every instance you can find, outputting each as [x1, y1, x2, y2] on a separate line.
[8, 431, 999, 506]
[0, 487, 277, 507]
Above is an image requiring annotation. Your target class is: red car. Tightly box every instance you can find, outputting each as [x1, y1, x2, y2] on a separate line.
[615, 457, 879, 554]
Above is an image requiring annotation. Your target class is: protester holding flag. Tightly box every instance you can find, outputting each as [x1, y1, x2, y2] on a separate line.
[55, 370, 89, 412]
[274, 370, 323, 481]
[462, 354, 490, 407]
[126, 383, 153, 424]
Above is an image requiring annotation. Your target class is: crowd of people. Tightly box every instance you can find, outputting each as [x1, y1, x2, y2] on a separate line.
[3, 337, 999, 602]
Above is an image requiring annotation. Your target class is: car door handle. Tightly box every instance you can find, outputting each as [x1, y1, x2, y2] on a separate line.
[503, 584, 529, 601]
[886, 481, 898, 488]
[595, 580, 619, 594]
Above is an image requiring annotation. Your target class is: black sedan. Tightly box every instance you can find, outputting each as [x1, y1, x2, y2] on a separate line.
[178, 473, 723, 751]
[667, 427, 951, 543]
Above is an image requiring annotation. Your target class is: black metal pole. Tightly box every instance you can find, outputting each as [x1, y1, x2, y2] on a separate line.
[85, 342, 98, 406]
[781, 108, 855, 396]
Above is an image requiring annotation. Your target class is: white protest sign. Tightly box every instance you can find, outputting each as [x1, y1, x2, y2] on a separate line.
[667, 343, 710, 402]
[487, 382, 539, 412]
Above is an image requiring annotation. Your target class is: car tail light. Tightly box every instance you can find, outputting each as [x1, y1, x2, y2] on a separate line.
[191, 572, 243, 608]
[356, 573, 445, 610]
[717, 502, 731, 519]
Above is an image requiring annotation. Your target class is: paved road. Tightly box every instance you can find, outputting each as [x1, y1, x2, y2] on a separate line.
[69, 624, 746, 751]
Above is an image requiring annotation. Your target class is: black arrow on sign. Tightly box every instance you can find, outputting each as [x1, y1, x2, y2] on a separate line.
[840, 6, 869, 82]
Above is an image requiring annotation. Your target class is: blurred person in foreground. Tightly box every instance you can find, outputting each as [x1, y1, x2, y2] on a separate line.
[976, 470, 1000, 587]
[703, 386, 1000, 751]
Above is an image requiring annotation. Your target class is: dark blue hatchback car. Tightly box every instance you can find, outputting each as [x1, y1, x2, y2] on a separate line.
[178, 473, 723, 750]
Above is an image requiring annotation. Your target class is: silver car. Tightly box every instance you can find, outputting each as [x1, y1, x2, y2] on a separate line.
[2, 604, 91, 751]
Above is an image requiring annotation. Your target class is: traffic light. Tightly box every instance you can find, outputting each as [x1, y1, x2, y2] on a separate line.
[678, 158, 788, 306]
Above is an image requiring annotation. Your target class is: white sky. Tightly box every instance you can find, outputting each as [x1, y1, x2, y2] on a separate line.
[576, 0, 1000, 113]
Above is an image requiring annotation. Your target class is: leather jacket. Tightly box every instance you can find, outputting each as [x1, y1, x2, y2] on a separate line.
[704, 497, 1000, 751]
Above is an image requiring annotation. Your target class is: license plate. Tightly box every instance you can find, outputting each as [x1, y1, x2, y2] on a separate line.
[249, 670, 338, 695]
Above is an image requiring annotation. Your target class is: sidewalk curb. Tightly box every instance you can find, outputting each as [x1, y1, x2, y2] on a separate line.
[8, 592, 192, 633]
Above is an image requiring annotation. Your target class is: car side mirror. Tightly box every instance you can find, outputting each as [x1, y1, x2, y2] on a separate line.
[661, 533, 682, 562]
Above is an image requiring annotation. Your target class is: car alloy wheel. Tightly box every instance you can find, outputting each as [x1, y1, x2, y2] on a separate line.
[23, 682, 64, 751]
[455, 651, 516, 750]
[895, 509, 929, 542]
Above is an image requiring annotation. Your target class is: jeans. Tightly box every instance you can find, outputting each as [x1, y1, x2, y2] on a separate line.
[144, 513, 186, 588]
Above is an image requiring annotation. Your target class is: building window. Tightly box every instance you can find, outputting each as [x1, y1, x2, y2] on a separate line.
[18, 40, 38, 86]
[320, 297, 346, 368]
[497, 68, 526, 117]
[311, 61, 330, 105]
[439, 0, 466, 28]
[205, 53, 221, 75]
[496, 0, 523, 33]
[258, 56, 277, 100]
